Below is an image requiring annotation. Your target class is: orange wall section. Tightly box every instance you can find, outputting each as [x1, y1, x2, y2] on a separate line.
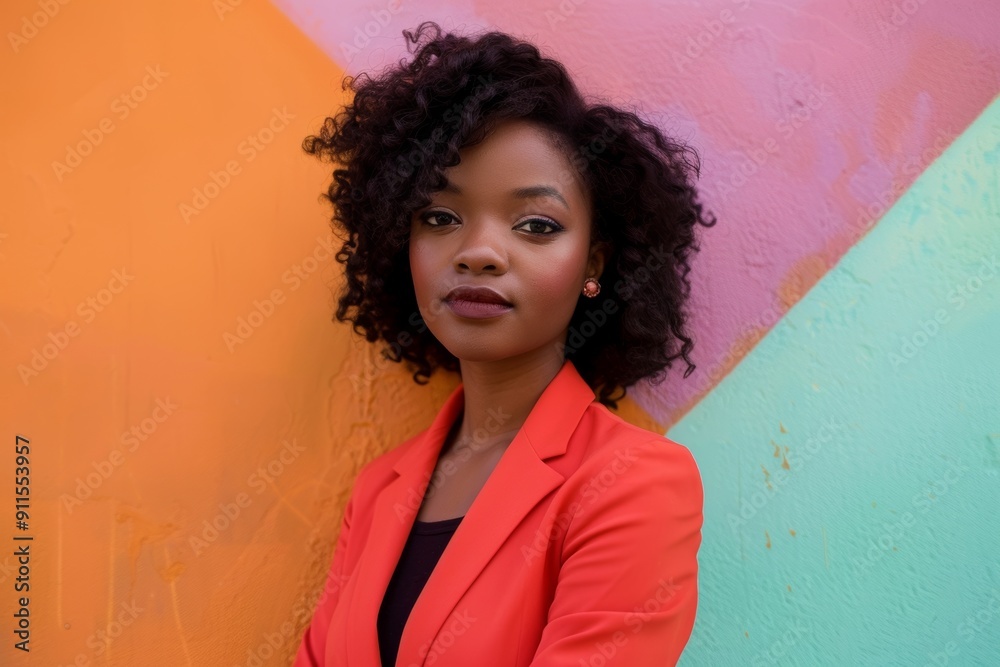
[0, 2, 663, 665]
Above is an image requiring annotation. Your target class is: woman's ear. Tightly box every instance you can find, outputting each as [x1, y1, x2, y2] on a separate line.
[588, 240, 612, 279]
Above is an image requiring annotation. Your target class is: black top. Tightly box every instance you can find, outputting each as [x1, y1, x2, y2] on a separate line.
[377, 515, 464, 667]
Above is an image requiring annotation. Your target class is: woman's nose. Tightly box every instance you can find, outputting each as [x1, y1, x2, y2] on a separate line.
[452, 220, 508, 273]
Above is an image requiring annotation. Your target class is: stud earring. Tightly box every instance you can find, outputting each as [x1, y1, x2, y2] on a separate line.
[582, 278, 601, 298]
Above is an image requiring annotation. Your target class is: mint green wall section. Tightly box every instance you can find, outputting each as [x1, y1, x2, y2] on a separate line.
[672, 97, 1000, 666]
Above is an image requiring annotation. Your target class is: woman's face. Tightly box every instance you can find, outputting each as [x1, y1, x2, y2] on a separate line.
[408, 118, 607, 364]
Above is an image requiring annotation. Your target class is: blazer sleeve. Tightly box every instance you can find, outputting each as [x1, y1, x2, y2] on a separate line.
[527, 437, 704, 667]
[293, 488, 357, 667]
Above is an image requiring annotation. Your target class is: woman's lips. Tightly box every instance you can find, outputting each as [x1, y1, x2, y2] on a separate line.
[444, 299, 514, 319]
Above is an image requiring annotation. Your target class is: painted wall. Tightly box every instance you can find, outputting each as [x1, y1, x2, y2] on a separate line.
[1, 0, 997, 665]
[671, 102, 1000, 664]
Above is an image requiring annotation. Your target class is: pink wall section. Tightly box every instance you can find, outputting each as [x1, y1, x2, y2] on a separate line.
[273, 0, 1000, 422]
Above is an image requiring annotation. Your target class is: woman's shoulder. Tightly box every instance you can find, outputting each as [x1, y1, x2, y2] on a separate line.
[568, 402, 703, 499]
[557, 402, 704, 524]
[574, 401, 700, 472]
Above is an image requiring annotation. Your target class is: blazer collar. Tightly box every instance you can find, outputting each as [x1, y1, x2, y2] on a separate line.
[347, 358, 597, 666]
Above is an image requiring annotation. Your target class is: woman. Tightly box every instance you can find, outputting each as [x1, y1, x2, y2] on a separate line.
[294, 20, 715, 667]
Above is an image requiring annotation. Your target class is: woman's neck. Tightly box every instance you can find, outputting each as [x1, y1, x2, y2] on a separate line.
[452, 354, 566, 452]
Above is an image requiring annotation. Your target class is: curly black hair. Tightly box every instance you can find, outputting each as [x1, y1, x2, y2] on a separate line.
[302, 21, 717, 410]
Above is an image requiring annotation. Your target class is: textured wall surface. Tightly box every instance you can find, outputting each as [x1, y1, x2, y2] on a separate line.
[670, 101, 1000, 664]
[1, 0, 997, 665]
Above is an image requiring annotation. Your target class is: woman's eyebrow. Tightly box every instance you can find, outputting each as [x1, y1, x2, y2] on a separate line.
[440, 181, 570, 211]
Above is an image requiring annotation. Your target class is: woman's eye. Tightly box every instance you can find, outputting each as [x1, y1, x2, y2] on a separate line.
[420, 211, 456, 226]
[515, 218, 562, 234]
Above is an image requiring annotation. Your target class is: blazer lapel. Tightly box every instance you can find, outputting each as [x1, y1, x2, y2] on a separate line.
[347, 359, 596, 666]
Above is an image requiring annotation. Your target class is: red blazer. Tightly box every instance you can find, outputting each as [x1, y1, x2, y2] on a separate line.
[294, 358, 704, 666]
